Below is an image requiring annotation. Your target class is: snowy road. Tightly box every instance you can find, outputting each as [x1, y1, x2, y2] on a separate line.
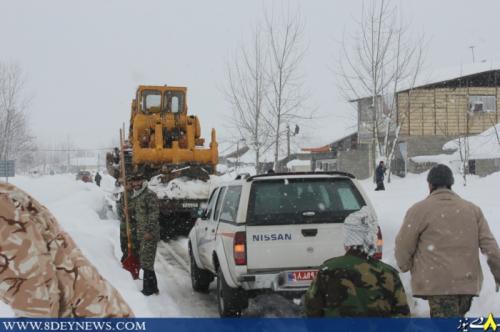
[154, 239, 303, 317]
[154, 240, 219, 317]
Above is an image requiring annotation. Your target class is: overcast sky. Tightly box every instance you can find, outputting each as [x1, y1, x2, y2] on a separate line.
[1, 0, 499, 152]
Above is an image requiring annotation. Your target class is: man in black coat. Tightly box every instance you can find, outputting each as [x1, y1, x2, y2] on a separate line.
[375, 161, 386, 191]
[95, 172, 102, 187]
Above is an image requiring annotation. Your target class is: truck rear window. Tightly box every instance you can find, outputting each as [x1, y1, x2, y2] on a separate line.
[246, 178, 365, 226]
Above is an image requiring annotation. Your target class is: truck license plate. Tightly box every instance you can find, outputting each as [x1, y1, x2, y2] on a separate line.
[287, 270, 318, 283]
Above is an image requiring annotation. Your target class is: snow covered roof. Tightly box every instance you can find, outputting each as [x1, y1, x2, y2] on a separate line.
[286, 159, 311, 168]
[301, 131, 357, 152]
[351, 61, 500, 101]
[400, 61, 500, 92]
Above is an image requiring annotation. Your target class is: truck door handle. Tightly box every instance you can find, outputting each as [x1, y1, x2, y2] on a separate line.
[301, 229, 318, 237]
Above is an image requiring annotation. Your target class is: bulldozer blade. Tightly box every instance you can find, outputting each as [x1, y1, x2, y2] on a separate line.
[122, 253, 140, 280]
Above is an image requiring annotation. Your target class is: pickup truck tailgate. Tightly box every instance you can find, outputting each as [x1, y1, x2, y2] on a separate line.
[246, 223, 344, 270]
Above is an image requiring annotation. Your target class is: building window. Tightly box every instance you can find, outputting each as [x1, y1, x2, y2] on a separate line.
[469, 95, 496, 113]
[316, 159, 337, 171]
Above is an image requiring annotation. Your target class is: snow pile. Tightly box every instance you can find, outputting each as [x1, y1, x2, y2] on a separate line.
[443, 123, 500, 160]
[361, 171, 500, 317]
[148, 175, 212, 200]
[411, 124, 500, 166]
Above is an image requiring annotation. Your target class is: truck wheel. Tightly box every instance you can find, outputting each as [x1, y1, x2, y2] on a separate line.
[216, 267, 248, 317]
[190, 249, 213, 292]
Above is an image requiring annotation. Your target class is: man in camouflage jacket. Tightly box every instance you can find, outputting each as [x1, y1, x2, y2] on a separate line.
[127, 174, 160, 296]
[0, 182, 133, 317]
[305, 206, 410, 317]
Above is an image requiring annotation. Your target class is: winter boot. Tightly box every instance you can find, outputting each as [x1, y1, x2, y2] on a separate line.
[141, 269, 159, 296]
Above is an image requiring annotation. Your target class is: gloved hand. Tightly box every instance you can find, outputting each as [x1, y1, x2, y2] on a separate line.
[143, 232, 154, 241]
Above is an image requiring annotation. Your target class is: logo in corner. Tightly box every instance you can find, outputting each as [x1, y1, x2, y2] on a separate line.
[457, 313, 498, 332]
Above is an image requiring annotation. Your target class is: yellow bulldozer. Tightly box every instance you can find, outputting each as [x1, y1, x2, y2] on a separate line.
[107, 85, 218, 237]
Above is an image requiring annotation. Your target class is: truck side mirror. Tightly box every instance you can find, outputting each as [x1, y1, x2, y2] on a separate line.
[198, 203, 208, 220]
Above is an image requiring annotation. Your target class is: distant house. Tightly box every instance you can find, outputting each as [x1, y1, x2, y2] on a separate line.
[351, 64, 500, 176]
[397, 68, 500, 137]
[286, 159, 311, 172]
[300, 132, 371, 179]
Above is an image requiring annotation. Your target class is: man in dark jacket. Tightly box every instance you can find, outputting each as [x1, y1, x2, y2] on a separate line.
[395, 164, 500, 317]
[94, 172, 102, 186]
[305, 207, 410, 317]
[375, 161, 386, 191]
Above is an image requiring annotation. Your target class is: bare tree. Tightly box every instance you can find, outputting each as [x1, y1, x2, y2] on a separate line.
[264, 5, 310, 170]
[337, 0, 425, 181]
[489, 117, 500, 146]
[0, 62, 33, 164]
[455, 109, 475, 186]
[225, 26, 270, 174]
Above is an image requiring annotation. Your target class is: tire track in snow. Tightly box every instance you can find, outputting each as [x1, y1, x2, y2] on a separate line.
[157, 239, 303, 317]
[155, 240, 219, 317]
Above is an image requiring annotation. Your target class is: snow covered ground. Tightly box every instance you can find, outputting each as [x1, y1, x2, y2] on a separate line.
[1, 169, 499, 317]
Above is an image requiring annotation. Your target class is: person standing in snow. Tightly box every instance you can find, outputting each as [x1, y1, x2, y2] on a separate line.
[305, 206, 410, 317]
[395, 164, 500, 318]
[94, 171, 102, 187]
[127, 172, 160, 296]
[375, 161, 386, 191]
[0, 182, 133, 317]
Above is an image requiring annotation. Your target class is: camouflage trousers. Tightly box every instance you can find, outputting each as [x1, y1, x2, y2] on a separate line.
[139, 238, 158, 271]
[427, 295, 473, 318]
[120, 218, 140, 259]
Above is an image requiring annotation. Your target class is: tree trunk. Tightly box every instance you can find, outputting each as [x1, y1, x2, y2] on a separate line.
[273, 116, 281, 170]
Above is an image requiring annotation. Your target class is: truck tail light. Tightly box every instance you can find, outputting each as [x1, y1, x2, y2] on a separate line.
[373, 226, 384, 260]
[233, 231, 247, 265]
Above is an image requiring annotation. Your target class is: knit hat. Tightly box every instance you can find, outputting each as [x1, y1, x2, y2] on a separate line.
[343, 206, 378, 256]
[427, 164, 454, 188]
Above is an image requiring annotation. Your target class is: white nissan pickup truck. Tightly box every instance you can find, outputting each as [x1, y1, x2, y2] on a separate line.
[188, 171, 382, 317]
